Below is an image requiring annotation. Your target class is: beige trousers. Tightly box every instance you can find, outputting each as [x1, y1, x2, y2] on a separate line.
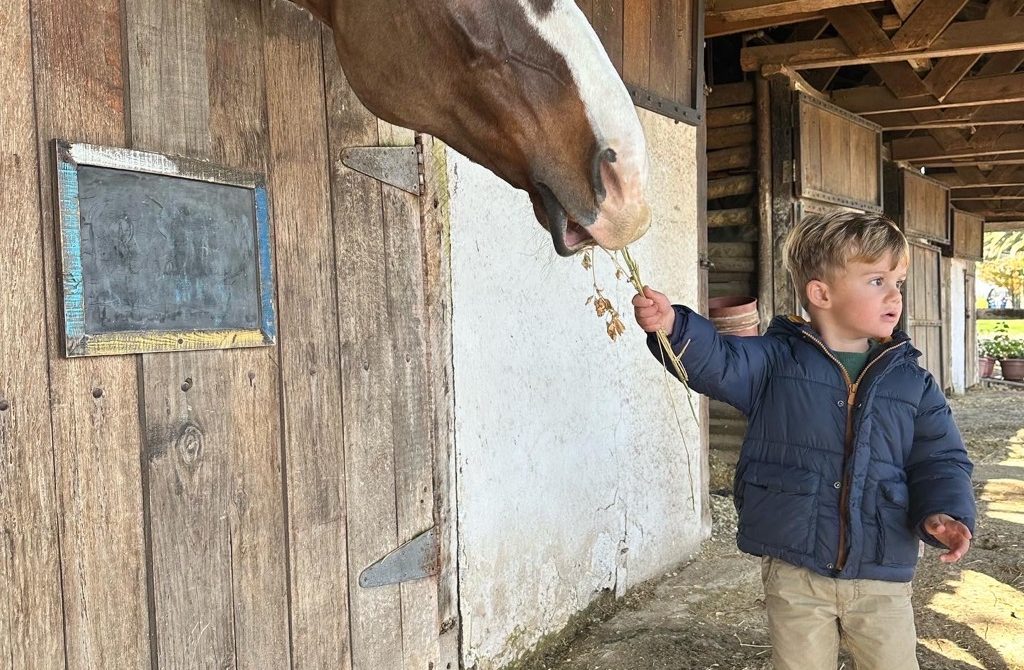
[761, 556, 919, 670]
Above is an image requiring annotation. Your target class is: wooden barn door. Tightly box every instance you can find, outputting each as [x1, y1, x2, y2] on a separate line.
[905, 242, 946, 388]
[9, 0, 451, 668]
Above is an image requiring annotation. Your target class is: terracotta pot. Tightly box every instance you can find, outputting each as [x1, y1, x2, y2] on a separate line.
[708, 296, 759, 337]
[1000, 358, 1024, 382]
[979, 356, 995, 378]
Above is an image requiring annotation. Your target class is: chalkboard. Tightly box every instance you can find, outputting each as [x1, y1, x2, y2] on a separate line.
[55, 141, 277, 356]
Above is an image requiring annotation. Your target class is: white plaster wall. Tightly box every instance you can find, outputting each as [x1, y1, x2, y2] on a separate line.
[950, 259, 967, 394]
[447, 108, 704, 670]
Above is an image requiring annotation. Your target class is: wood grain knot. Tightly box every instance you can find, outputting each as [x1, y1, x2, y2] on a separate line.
[175, 423, 203, 465]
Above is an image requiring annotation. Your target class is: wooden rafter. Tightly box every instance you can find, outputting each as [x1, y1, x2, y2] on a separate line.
[891, 130, 1024, 161]
[872, 103, 1024, 130]
[890, 0, 967, 51]
[707, 0, 874, 23]
[833, 72, 1024, 114]
[917, 151, 1024, 167]
[740, 15, 1024, 70]
[706, 10, 822, 37]
[921, 0, 1023, 99]
[932, 165, 1024, 187]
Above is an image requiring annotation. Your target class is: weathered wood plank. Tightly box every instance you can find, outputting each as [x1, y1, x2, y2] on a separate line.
[924, 55, 980, 100]
[0, 1, 65, 666]
[870, 61, 930, 98]
[591, 0, 623, 72]
[261, 3, 352, 668]
[377, 120, 440, 670]
[130, 0, 289, 666]
[622, 0, 651, 90]
[741, 15, 1024, 70]
[708, 81, 755, 108]
[709, 241, 757, 258]
[707, 124, 755, 150]
[708, 174, 756, 199]
[419, 133, 462, 670]
[31, 0, 151, 666]
[649, 0, 676, 99]
[707, 145, 754, 172]
[707, 104, 754, 128]
[708, 207, 754, 227]
[770, 76, 798, 317]
[890, 0, 967, 51]
[323, 38, 405, 670]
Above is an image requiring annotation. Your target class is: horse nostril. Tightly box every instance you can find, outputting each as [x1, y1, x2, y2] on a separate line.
[591, 146, 617, 202]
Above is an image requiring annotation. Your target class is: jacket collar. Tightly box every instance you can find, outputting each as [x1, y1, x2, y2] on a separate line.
[765, 314, 921, 368]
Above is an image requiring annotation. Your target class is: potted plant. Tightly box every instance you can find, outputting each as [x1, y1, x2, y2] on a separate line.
[978, 339, 1000, 378]
[999, 337, 1024, 382]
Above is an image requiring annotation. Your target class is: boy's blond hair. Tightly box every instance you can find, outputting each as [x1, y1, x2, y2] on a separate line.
[784, 211, 909, 309]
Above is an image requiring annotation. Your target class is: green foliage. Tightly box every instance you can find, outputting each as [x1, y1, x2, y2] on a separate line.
[981, 232, 1024, 309]
[979, 321, 1024, 360]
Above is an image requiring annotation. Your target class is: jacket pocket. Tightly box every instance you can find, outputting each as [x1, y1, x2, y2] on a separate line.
[876, 480, 919, 566]
[737, 461, 819, 555]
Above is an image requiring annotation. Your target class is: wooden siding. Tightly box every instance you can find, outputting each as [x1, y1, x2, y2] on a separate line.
[906, 242, 946, 387]
[950, 208, 985, 260]
[1, 1, 447, 667]
[886, 164, 952, 243]
[576, 0, 703, 123]
[796, 93, 883, 211]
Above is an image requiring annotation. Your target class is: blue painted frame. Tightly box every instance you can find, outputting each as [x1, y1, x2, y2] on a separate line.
[53, 140, 277, 357]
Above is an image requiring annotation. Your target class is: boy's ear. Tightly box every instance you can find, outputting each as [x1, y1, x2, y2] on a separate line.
[806, 279, 831, 310]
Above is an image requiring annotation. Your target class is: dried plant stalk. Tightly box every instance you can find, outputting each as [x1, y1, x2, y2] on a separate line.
[619, 247, 698, 423]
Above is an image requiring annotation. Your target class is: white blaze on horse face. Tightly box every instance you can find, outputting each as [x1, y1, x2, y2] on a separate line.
[523, 0, 652, 250]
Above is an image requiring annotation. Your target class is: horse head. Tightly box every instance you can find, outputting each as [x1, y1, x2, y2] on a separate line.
[293, 0, 651, 255]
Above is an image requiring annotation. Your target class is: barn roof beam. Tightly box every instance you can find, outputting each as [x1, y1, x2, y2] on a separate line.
[930, 165, 1024, 187]
[891, 131, 1024, 161]
[740, 15, 1024, 70]
[948, 185, 1024, 197]
[706, 10, 822, 36]
[708, 0, 875, 23]
[832, 72, 1024, 115]
[872, 103, 1024, 130]
[985, 220, 1024, 230]
[917, 152, 1024, 167]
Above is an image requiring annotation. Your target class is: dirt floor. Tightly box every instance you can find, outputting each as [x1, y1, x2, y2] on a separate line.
[520, 386, 1024, 670]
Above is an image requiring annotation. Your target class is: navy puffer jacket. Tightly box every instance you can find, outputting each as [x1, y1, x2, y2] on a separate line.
[649, 306, 976, 582]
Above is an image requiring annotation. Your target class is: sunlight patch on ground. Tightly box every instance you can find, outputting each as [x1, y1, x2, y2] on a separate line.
[998, 430, 1024, 467]
[926, 570, 1024, 667]
[919, 638, 986, 668]
[980, 479, 1024, 526]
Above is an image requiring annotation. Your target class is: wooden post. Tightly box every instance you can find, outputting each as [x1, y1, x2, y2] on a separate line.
[770, 75, 799, 317]
[756, 74, 775, 327]
[697, 57, 712, 536]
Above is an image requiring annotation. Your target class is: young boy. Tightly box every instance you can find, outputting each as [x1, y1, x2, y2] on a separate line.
[633, 211, 976, 670]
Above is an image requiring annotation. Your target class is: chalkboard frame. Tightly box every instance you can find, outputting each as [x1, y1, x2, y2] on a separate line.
[53, 140, 277, 357]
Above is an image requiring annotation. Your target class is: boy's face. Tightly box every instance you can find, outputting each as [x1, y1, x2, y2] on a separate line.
[824, 253, 908, 342]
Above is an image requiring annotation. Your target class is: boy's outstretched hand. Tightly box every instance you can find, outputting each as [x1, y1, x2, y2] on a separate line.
[924, 513, 972, 563]
[632, 286, 676, 333]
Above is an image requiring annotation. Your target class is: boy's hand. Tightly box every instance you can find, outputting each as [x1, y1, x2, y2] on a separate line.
[632, 286, 675, 333]
[923, 514, 972, 563]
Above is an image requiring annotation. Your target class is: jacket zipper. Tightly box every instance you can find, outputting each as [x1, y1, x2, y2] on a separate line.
[800, 333, 909, 572]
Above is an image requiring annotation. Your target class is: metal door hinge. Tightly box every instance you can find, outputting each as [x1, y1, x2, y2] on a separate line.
[699, 254, 714, 270]
[359, 526, 437, 588]
[342, 145, 422, 195]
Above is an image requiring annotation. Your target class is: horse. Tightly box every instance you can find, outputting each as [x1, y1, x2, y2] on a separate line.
[288, 0, 651, 256]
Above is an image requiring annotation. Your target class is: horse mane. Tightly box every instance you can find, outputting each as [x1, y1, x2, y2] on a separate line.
[290, 0, 332, 26]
